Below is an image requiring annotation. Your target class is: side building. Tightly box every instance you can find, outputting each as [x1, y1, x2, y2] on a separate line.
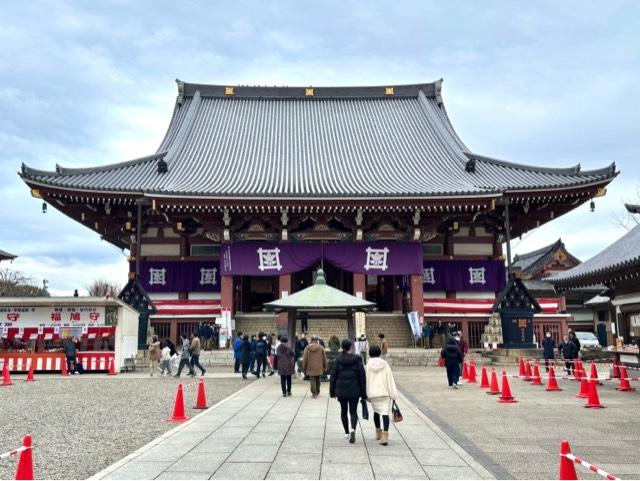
[548, 214, 640, 348]
[19, 80, 617, 347]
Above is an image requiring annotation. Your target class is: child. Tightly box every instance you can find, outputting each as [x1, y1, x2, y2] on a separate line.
[160, 342, 172, 376]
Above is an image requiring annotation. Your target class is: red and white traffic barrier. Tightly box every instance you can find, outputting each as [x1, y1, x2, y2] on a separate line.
[0, 435, 34, 480]
[0, 352, 114, 373]
[559, 440, 618, 480]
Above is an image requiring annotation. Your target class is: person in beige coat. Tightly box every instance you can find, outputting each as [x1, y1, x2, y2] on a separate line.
[365, 345, 398, 445]
[303, 335, 327, 398]
[147, 335, 162, 377]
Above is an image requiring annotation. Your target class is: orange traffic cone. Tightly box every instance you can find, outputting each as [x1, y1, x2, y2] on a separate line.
[584, 379, 605, 408]
[480, 366, 490, 389]
[497, 371, 517, 403]
[589, 362, 601, 385]
[14, 434, 34, 481]
[616, 366, 636, 392]
[461, 361, 469, 380]
[576, 377, 589, 398]
[573, 362, 582, 381]
[517, 357, 526, 377]
[611, 359, 621, 379]
[108, 358, 116, 376]
[60, 358, 68, 377]
[467, 360, 477, 383]
[530, 362, 543, 385]
[558, 439, 578, 480]
[546, 366, 562, 391]
[25, 361, 35, 382]
[2, 361, 13, 386]
[487, 368, 500, 395]
[194, 378, 209, 409]
[169, 384, 190, 422]
[523, 361, 532, 381]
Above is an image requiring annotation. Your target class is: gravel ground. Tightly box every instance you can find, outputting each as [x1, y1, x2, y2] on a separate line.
[0, 372, 252, 480]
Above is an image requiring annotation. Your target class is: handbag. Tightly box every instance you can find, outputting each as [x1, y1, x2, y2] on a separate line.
[360, 399, 369, 420]
[392, 401, 403, 423]
[438, 357, 445, 368]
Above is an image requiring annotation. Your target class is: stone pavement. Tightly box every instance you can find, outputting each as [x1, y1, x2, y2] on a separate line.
[91, 376, 493, 480]
[395, 365, 640, 479]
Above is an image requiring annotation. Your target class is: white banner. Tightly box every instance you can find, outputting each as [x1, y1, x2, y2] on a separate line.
[407, 311, 422, 339]
[0, 306, 105, 328]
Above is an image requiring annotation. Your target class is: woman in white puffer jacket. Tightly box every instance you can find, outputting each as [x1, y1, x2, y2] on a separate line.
[365, 345, 398, 445]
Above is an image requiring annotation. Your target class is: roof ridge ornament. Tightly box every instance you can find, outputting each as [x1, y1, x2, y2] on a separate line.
[176, 79, 185, 105]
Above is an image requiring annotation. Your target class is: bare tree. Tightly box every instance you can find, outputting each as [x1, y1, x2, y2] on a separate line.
[612, 186, 640, 231]
[85, 278, 122, 297]
[0, 268, 49, 297]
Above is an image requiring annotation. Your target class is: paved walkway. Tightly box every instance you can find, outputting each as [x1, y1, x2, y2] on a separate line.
[91, 377, 493, 480]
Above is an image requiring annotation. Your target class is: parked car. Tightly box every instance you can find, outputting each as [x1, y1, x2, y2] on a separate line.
[575, 331, 601, 351]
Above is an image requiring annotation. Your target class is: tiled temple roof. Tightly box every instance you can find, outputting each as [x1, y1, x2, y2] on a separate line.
[20, 80, 616, 199]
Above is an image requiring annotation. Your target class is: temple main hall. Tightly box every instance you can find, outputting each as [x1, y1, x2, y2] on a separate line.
[20, 80, 617, 347]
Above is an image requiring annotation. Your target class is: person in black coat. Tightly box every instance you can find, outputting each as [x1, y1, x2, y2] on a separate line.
[239, 335, 252, 379]
[330, 339, 367, 444]
[541, 332, 556, 372]
[568, 331, 581, 353]
[440, 336, 463, 388]
[559, 335, 578, 376]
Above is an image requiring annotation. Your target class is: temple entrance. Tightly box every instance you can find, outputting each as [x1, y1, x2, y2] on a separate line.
[292, 263, 352, 294]
[237, 275, 278, 312]
[365, 275, 399, 312]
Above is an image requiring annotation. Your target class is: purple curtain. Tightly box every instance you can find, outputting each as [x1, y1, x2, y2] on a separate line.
[130, 261, 220, 292]
[220, 242, 422, 276]
[422, 260, 506, 292]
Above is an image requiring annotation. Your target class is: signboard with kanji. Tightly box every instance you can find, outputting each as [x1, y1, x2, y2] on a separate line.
[0, 306, 106, 328]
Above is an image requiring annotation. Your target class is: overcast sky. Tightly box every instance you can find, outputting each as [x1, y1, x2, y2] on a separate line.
[1, 1, 638, 295]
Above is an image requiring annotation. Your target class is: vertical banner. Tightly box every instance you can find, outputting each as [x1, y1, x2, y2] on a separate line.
[407, 311, 421, 339]
[355, 311, 366, 339]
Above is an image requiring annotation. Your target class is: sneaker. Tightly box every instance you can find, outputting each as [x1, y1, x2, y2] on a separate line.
[344, 434, 350, 440]
[201, 370, 206, 376]
[349, 430, 356, 444]
[174, 374, 180, 378]
[452, 384, 458, 389]
[268, 371, 275, 376]
[287, 391, 291, 396]
[283, 393, 287, 397]
[262, 372, 266, 378]
[455, 383, 462, 388]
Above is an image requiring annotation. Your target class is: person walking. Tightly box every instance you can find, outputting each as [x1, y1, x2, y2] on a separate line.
[355, 334, 369, 364]
[330, 339, 367, 444]
[174, 334, 194, 378]
[190, 332, 206, 376]
[64, 337, 77, 374]
[240, 334, 251, 379]
[295, 333, 309, 376]
[366, 345, 398, 445]
[440, 336, 463, 389]
[559, 334, 578, 377]
[456, 333, 468, 375]
[233, 331, 243, 373]
[378, 333, 388, 358]
[249, 334, 257, 373]
[303, 335, 327, 398]
[148, 335, 162, 377]
[436, 320, 446, 347]
[160, 341, 172, 376]
[541, 332, 556, 372]
[568, 331, 581, 355]
[253, 333, 268, 378]
[276, 336, 295, 396]
[421, 323, 432, 349]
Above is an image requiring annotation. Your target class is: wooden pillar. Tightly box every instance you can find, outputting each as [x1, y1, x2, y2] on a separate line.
[278, 274, 291, 335]
[179, 234, 189, 300]
[287, 309, 296, 345]
[347, 308, 355, 341]
[462, 319, 470, 344]
[169, 321, 178, 345]
[221, 274, 234, 316]
[353, 273, 366, 299]
[409, 274, 424, 318]
[444, 232, 456, 299]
